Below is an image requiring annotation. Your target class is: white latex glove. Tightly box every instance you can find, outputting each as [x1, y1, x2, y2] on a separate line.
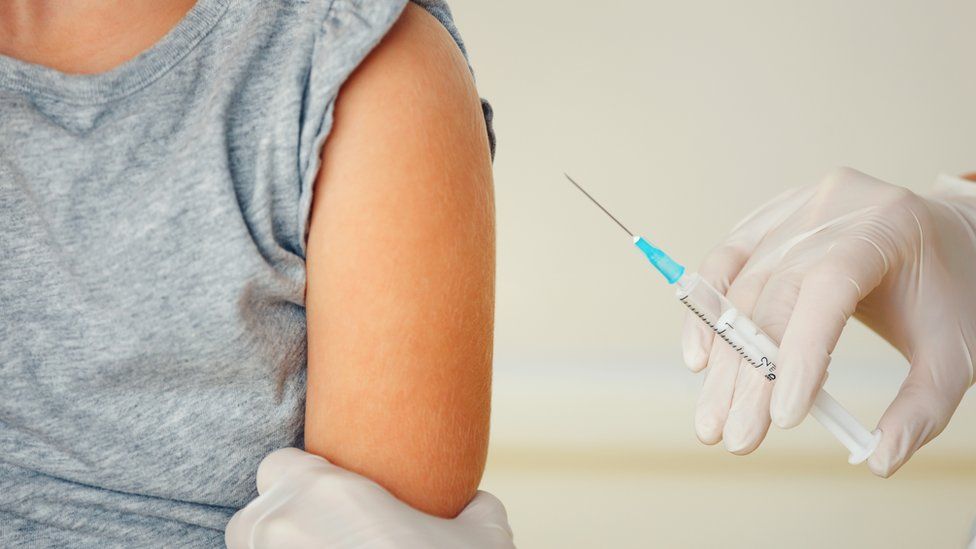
[682, 167, 976, 477]
[225, 448, 515, 549]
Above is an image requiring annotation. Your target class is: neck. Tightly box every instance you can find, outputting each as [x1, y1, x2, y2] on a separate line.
[0, 0, 197, 74]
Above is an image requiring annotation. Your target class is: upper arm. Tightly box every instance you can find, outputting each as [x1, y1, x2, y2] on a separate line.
[302, 4, 494, 518]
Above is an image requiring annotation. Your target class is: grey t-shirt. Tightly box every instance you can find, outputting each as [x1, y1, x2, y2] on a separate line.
[0, 0, 494, 546]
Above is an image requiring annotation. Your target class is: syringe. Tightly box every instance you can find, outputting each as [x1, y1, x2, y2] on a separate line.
[566, 174, 881, 464]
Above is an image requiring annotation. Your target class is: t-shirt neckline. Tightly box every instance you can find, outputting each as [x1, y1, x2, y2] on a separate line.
[0, 0, 231, 105]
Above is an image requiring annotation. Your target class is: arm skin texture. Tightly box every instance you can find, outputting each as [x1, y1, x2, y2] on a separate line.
[303, 4, 494, 519]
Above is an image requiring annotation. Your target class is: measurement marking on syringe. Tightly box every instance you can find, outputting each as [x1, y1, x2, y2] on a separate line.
[679, 296, 777, 381]
[679, 295, 717, 330]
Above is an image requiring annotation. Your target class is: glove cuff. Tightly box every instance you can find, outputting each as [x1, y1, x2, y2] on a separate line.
[928, 173, 976, 231]
[933, 172, 976, 198]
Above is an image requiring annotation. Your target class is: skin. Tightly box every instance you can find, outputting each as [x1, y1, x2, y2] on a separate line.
[1, 1, 494, 519]
[0, 1, 197, 74]
[303, 4, 494, 518]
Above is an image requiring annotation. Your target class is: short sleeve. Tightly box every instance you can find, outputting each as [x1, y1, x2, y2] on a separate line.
[295, 0, 496, 258]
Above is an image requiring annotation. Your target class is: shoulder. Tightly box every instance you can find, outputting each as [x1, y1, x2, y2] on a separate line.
[309, 0, 493, 269]
[336, 2, 484, 126]
[319, 0, 492, 196]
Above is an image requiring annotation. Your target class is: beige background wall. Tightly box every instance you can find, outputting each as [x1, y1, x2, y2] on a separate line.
[447, 1, 976, 547]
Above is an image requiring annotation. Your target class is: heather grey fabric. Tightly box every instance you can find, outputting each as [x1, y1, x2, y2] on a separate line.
[0, 0, 493, 546]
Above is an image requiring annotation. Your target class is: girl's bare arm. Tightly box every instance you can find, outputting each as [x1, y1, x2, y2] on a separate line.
[303, 4, 494, 519]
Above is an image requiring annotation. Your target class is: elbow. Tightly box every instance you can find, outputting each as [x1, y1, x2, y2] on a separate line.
[423, 455, 488, 518]
[381, 423, 490, 518]
[304, 397, 491, 519]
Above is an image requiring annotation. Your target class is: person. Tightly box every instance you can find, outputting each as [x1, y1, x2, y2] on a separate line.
[0, 0, 513, 546]
[682, 168, 976, 478]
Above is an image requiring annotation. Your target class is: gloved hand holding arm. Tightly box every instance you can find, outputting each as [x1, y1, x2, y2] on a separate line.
[225, 448, 515, 549]
[683, 167, 976, 477]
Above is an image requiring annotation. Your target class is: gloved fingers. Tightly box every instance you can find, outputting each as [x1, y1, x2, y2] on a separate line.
[682, 244, 749, 372]
[867, 380, 949, 478]
[225, 497, 270, 549]
[682, 313, 714, 373]
[695, 270, 769, 444]
[868, 353, 969, 478]
[228, 449, 328, 549]
[770, 236, 889, 428]
[726, 184, 816, 240]
[694, 339, 740, 444]
[722, 361, 773, 455]
[224, 510, 247, 549]
[458, 491, 514, 538]
[256, 447, 332, 495]
[722, 272, 800, 453]
[683, 186, 815, 372]
[230, 449, 336, 548]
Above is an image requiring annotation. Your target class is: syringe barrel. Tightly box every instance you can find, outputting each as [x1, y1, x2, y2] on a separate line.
[675, 273, 881, 464]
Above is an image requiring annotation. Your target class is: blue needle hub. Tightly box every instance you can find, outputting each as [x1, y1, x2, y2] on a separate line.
[633, 236, 685, 284]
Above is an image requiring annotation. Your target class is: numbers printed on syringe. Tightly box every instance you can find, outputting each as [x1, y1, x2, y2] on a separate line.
[679, 293, 777, 382]
[715, 321, 777, 382]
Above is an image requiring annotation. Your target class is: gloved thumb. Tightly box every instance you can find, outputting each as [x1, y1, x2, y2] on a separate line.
[456, 491, 515, 540]
[256, 447, 333, 495]
[868, 357, 967, 478]
[227, 449, 339, 549]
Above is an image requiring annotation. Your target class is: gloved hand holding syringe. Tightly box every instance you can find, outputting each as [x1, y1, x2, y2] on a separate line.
[565, 174, 882, 464]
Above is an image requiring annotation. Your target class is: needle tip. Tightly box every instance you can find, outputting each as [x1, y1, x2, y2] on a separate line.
[562, 172, 634, 238]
